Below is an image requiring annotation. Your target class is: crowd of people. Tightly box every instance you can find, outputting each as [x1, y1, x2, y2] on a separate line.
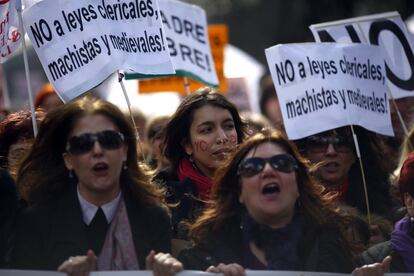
[0, 81, 414, 276]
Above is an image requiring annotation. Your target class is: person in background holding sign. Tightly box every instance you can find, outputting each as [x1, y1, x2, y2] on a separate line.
[10, 97, 182, 275]
[259, 75, 284, 132]
[295, 126, 399, 221]
[34, 82, 63, 113]
[179, 130, 354, 274]
[156, 87, 246, 239]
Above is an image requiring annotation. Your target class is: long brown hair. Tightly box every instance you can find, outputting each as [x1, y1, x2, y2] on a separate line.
[163, 87, 246, 172]
[190, 130, 344, 245]
[17, 96, 165, 207]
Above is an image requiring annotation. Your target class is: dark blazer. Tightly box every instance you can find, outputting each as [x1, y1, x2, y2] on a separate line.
[179, 215, 354, 273]
[10, 184, 172, 270]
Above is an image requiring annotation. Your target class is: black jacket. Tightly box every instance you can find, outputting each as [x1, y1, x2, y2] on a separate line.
[360, 241, 407, 272]
[0, 168, 19, 268]
[10, 184, 172, 270]
[179, 216, 354, 273]
[155, 168, 204, 239]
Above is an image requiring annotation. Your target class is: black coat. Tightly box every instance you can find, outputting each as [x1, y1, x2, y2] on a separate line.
[179, 216, 354, 273]
[0, 168, 19, 268]
[10, 184, 172, 270]
[155, 169, 204, 239]
[360, 241, 407, 272]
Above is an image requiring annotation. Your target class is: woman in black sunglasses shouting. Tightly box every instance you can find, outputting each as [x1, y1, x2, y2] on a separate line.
[10, 97, 182, 275]
[178, 130, 354, 274]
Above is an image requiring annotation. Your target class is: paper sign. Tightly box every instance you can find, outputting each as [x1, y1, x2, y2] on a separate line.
[126, 0, 218, 87]
[265, 43, 393, 139]
[134, 24, 228, 95]
[0, 0, 23, 63]
[0, 270, 65, 276]
[22, 0, 174, 102]
[309, 11, 414, 99]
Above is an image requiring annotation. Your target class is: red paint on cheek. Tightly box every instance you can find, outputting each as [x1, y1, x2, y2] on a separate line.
[229, 135, 237, 145]
[194, 140, 208, 152]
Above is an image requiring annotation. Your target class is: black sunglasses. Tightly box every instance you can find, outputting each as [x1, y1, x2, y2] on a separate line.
[237, 154, 298, 177]
[66, 130, 125, 155]
[305, 135, 353, 153]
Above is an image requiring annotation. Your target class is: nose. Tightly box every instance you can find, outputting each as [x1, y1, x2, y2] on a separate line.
[261, 160, 276, 176]
[92, 140, 104, 155]
[325, 143, 337, 155]
[216, 127, 229, 144]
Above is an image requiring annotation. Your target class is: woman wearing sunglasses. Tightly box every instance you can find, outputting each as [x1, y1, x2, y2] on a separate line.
[157, 87, 245, 239]
[178, 130, 354, 274]
[296, 126, 397, 220]
[11, 97, 182, 275]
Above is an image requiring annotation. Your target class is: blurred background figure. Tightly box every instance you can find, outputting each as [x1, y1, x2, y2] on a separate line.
[360, 151, 414, 273]
[295, 126, 398, 221]
[240, 111, 273, 136]
[259, 75, 284, 132]
[129, 107, 147, 142]
[34, 83, 63, 113]
[145, 115, 170, 171]
[0, 110, 45, 182]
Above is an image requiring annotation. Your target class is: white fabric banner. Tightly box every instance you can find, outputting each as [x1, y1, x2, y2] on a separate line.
[0, 269, 410, 275]
[21, 0, 175, 102]
[0, 0, 23, 63]
[127, 0, 218, 87]
[309, 11, 414, 99]
[265, 43, 393, 140]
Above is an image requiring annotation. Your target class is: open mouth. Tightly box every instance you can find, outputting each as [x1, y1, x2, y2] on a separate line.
[262, 183, 280, 195]
[93, 162, 109, 172]
[323, 162, 340, 172]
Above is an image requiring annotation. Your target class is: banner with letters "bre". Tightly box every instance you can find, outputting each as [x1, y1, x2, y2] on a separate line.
[265, 43, 393, 140]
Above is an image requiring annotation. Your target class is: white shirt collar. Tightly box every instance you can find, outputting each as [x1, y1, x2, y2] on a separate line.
[77, 186, 122, 225]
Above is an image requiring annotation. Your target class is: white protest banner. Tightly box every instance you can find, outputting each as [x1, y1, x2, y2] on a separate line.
[265, 43, 393, 140]
[0, 270, 65, 276]
[90, 271, 217, 276]
[126, 0, 218, 87]
[309, 12, 414, 99]
[22, 0, 175, 102]
[0, 0, 23, 62]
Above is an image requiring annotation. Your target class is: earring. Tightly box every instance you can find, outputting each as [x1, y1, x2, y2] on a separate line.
[68, 169, 74, 179]
[123, 160, 127, 171]
[295, 198, 302, 209]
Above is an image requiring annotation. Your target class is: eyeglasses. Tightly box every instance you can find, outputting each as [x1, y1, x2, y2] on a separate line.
[305, 135, 353, 153]
[66, 130, 125, 155]
[237, 154, 298, 177]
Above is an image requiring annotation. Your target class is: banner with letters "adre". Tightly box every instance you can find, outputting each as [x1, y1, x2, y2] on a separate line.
[309, 12, 414, 99]
[265, 43, 393, 140]
[22, 0, 175, 102]
[134, 24, 228, 95]
[126, 0, 218, 88]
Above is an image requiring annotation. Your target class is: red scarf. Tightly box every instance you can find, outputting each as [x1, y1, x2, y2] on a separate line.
[177, 158, 213, 201]
[323, 179, 349, 201]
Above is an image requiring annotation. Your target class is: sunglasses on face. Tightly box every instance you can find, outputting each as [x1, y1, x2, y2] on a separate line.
[305, 135, 353, 153]
[237, 154, 298, 177]
[66, 130, 125, 155]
